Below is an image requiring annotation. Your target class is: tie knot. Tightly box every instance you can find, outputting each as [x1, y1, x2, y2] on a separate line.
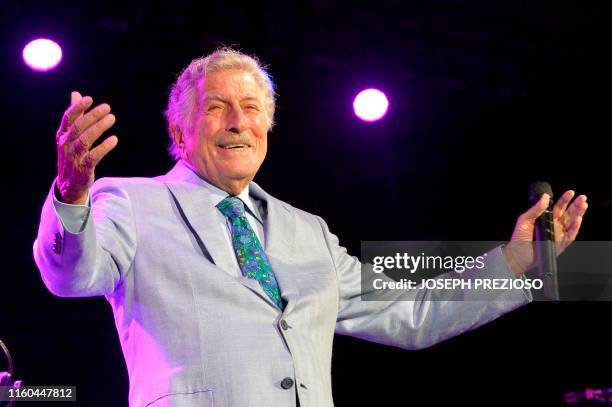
[217, 196, 246, 220]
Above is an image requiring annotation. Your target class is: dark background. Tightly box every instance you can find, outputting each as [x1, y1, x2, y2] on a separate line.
[1, 0, 611, 405]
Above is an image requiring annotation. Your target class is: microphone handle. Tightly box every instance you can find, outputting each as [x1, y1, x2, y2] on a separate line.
[535, 200, 559, 301]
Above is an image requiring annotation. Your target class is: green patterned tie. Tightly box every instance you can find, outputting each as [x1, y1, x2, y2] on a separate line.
[217, 196, 286, 310]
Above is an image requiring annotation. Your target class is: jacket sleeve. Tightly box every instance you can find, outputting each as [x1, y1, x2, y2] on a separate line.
[318, 217, 532, 350]
[33, 178, 137, 297]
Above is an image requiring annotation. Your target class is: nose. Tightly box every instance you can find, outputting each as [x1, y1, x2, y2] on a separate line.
[226, 105, 246, 134]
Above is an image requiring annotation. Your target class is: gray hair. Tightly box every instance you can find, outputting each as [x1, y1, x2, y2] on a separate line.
[164, 47, 276, 160]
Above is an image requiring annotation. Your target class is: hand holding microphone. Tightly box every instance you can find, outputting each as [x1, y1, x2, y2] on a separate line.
[501, 182, 589, 298]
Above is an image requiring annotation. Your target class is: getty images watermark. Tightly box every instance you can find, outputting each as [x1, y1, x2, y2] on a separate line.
[371, 250, 543, 291]
[360, 241, 612, 301]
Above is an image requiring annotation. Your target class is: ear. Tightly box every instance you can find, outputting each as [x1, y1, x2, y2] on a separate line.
[170, 124, 185, 151]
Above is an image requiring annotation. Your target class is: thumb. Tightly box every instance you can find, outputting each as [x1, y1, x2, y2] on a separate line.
[511, 193, 550, 241]
[522, 193, 550, 222]
[71, 90, 82, 105]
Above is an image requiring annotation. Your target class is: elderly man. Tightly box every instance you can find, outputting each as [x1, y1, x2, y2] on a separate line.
[34, 48, 588, 407]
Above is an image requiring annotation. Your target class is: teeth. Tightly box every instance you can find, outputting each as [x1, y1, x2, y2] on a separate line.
[221, 144, 247, 149]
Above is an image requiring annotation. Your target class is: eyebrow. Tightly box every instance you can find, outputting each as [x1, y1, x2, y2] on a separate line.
[203, 95, 261, 103]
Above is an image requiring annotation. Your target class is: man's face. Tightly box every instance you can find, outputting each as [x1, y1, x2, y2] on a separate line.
[180, 69, 270, 195]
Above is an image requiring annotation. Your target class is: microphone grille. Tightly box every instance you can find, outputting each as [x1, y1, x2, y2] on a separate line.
[528, 181, 553, 204]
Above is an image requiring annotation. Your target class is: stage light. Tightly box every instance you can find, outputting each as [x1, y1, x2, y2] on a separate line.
[22, 38, 62, 72]
[353, 88, 389, 122]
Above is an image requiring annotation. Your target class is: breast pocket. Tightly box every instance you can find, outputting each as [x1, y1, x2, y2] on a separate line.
[144, 389, 214, 407]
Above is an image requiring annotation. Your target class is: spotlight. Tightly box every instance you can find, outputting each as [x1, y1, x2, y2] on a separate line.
[353, 88, 389, 122]
[22, 38, 62, 72]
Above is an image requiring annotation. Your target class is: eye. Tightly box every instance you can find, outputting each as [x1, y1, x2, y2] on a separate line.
[245, 104, 260, 111]
[207, 105, 222, 112]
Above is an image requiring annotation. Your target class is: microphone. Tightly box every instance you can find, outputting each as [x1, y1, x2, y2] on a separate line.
[528, 181, 559, 301]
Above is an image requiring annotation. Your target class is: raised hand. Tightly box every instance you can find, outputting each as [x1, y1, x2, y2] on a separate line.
[55, 91, 118, 204]
[503, 190, 589, 277]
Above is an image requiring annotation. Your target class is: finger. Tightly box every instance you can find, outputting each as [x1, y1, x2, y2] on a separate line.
[552, 190, 575, 219]
[565, 213, 584, 241]
[73, 113, 116, 155]
[59, 93, 93, 134]
[84, 135, 118, 168]
[520, 193, 550, 222]
[66, 103, 112, 142]
[565, 194, 588, 220]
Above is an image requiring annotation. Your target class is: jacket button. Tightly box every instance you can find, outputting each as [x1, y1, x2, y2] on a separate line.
[280, 319, 289, 330]
[280, 377, 294, 389]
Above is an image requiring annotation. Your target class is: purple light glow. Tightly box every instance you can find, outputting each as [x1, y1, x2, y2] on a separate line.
[22, 39, 62, 72]
[353, 88, 389, 122]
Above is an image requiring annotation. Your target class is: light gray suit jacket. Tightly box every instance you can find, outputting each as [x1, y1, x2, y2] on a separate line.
[33, 160, 529, 407]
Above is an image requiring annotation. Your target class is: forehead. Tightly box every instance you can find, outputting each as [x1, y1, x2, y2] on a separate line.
[202, 69, 265, 99]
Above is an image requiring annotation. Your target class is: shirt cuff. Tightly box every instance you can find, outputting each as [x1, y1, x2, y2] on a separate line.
[490, 245, 534, 302]
[52, 180, 91, 234]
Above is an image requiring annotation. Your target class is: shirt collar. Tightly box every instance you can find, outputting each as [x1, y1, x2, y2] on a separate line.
[180, 160, 263, 223]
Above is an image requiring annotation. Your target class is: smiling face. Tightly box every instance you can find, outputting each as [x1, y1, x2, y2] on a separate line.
[176, 69, 271, 195]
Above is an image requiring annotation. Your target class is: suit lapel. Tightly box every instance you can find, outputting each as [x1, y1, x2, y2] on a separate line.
[164, 178, 237, 276]
[250, 182, 299, 314]
[163, 161, 299, 313]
